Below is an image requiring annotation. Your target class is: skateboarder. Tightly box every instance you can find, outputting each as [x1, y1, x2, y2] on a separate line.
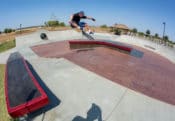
[69, 11, 96, 34]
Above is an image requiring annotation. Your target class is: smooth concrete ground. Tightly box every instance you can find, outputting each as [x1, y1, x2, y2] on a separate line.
[1, 30, 175, 121]
[28, 58, 175, 121]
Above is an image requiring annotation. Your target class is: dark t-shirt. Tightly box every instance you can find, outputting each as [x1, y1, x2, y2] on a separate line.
[72, 13, 87, 24]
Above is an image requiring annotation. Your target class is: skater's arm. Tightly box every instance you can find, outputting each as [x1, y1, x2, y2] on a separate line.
[69, 15, 74, 22]
[86, 16, 96, 21]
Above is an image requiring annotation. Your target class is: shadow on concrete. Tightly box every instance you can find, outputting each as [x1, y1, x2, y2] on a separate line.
[72, 103, 102, 121]
[130, 49, 144, 58]
[26, 61, 61, 121]
[76, 48, 95, 53]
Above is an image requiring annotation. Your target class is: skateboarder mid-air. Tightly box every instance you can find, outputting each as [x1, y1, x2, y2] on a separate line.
[69, 11, 96, 34]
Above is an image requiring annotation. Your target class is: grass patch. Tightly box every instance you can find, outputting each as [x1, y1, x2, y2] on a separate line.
[0, 40, 16, 53]
[0, 64, 13, 121]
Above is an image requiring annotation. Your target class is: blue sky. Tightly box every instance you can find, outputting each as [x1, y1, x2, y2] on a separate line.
[1, 0, 175, 41]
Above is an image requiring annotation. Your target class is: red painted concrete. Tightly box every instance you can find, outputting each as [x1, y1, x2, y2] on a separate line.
[32, 41, 72, 58]
[31, 40, 175, 105]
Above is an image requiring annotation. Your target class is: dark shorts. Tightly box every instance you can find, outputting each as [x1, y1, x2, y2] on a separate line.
[78, 22, 86, 28]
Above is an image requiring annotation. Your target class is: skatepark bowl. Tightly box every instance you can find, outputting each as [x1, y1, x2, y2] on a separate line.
[31, 39, 175, 106]
[2, 28, 175, 121]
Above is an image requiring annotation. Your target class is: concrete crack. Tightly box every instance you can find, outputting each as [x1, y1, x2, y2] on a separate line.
[104, 89, 128, 121]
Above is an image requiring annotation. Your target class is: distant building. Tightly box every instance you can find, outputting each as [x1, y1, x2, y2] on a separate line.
[113, 24, 130, 35]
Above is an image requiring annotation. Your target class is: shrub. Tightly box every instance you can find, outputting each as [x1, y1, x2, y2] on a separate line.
[0, 31, 1, 34]
[59, 22, 66, 27]
[100, 24, 108, 28]
[4, 28, 15, 33]
[46, 20, 59, 27]
[138, 32, 145, 37]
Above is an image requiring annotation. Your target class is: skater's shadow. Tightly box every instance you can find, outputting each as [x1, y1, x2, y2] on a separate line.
[72, 103, 102, 121]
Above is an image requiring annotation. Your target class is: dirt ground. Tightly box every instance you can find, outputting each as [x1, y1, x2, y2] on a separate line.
[0, 26, 110, 43]
[0, 27, 38, 43]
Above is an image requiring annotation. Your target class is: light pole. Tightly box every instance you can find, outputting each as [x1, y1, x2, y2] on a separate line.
[163, 22, 166, 39]
[20, 24, 22, 34]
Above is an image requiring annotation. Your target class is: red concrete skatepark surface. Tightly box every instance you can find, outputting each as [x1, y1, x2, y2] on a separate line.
[31, 40, 175, 105]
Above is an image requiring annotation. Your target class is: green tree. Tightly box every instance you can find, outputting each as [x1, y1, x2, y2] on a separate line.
[131, 28, 138, 36]
[163, 35, 169, 45]
[146, 30, 151, 36]
[154, 33, 159, 38]
[132, 28, 138, 33]
[164, 35, 169, 40]
[0, 31, 1, 34]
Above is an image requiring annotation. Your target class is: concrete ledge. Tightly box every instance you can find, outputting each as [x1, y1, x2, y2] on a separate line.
[69, 40, 132, 52]
[5, 52, 49, 118]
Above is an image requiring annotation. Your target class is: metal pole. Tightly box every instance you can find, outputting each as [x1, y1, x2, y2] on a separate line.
[163, 22, 166, 39]
[20, 24, 22, 34]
